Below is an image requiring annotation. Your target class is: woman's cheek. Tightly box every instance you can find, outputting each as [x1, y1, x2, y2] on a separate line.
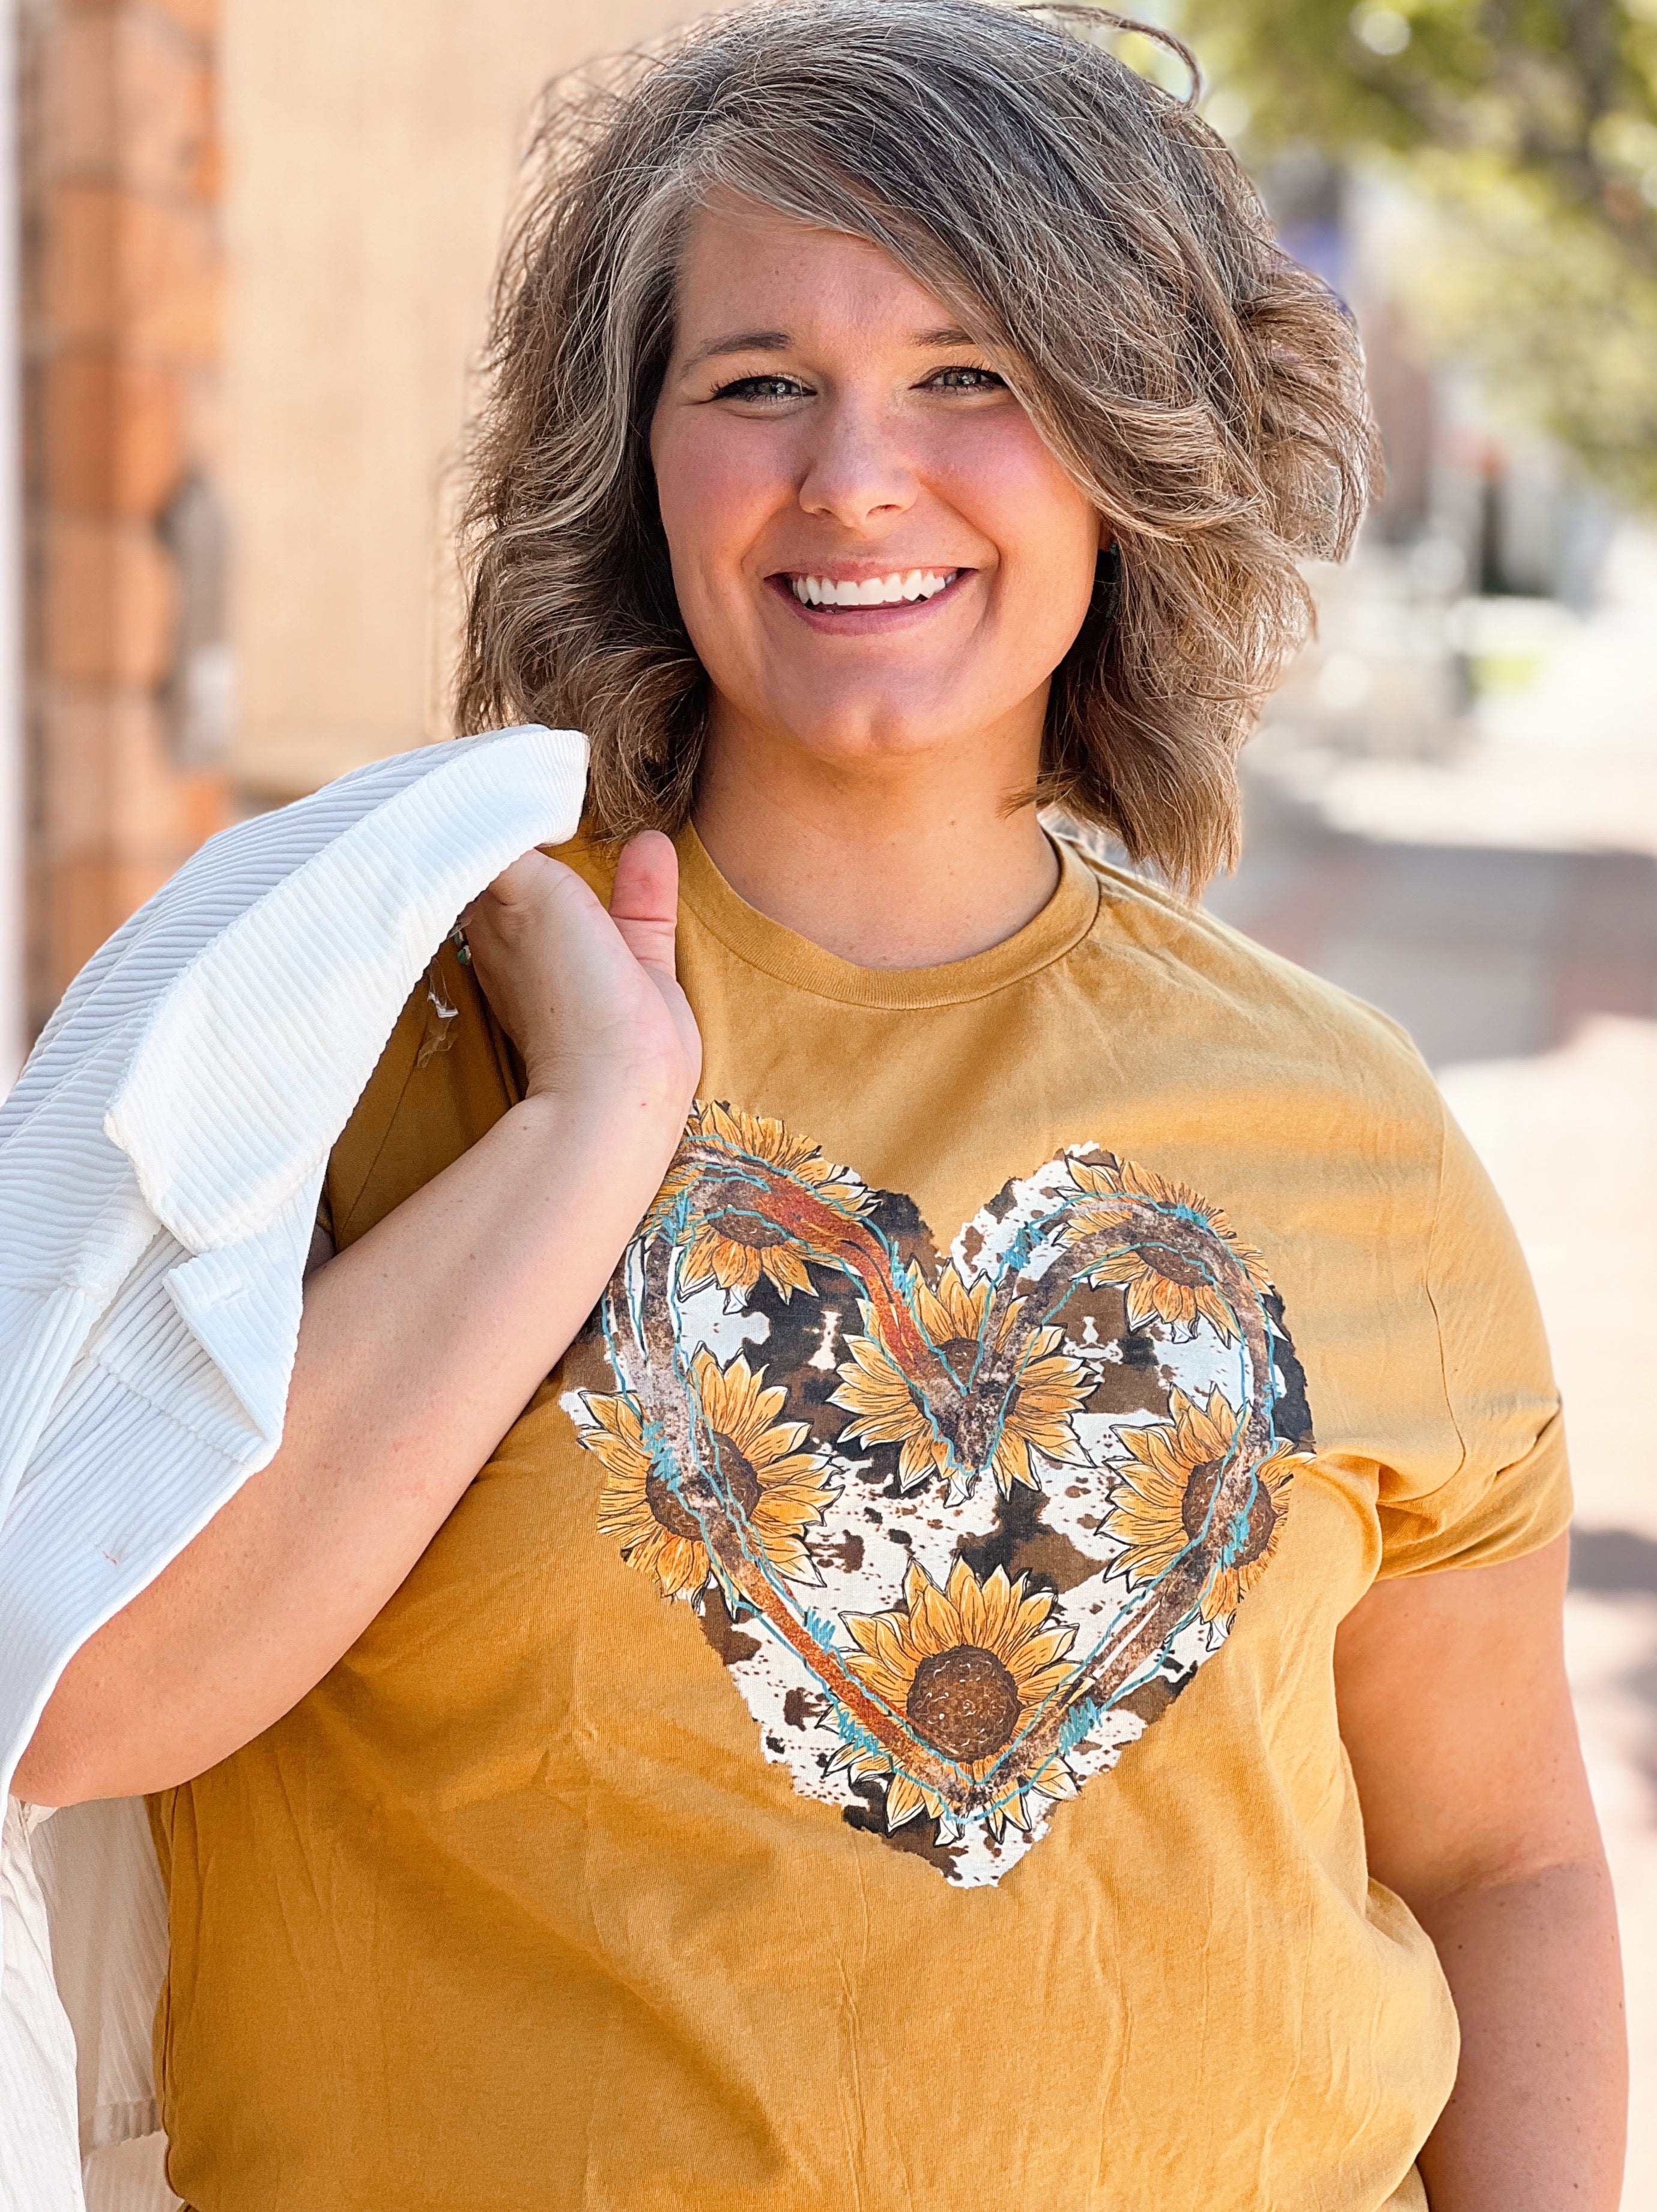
[933, 442, 1095, 613]
[658, 421, 781, 560]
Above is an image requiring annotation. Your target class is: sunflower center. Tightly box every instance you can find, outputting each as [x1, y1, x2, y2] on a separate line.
[906, 1646, 1022, 1762]
[644, 1440, 762, 1541]
[711, 1438, 765, 1518]
[702, 1184, 789, 1248]
[1232, 1480, 1280, 1567]
[1180, 1456, 1226, 1539]
[1148, 1250, 1210, 1288]
[726, 1214, 789, 1249]
[644, 1470, 703, 1542]
[937, 1335, 982, 1382]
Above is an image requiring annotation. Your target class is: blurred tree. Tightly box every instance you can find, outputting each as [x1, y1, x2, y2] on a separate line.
[1171, 0, 1657, 503]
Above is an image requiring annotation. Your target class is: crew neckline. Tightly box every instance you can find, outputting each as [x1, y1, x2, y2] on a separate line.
[674, 823, 1101, 1009]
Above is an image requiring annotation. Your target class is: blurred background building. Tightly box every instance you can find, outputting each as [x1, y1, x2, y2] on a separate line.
[3, 0, 1655, 2201]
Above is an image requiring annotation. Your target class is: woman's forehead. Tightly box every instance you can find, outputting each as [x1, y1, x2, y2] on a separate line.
[673, 201, 963, 352]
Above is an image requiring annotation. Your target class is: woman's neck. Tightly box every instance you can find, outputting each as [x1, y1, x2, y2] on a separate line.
[691, 721, 1060, 971]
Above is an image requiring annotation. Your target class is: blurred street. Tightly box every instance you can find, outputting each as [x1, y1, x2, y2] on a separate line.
[1210, 523, 1657, 2207]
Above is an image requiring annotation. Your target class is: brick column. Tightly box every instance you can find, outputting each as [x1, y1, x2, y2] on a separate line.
[23, 0, 228, 1026]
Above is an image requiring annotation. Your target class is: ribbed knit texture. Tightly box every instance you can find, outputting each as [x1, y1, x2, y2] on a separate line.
[0, 726, 588, 2212]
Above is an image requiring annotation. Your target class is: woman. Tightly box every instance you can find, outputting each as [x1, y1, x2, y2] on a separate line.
[16, 2, 1625, 2207]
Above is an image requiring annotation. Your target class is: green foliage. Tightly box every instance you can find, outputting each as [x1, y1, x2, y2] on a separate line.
[1399, 157, 1657, 504]
[1166, 0, 1657, 500]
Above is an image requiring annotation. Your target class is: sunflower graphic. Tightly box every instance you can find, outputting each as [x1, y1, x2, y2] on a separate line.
[835, 1558, 1080, 1835]
[831, 1263, 1088, 1494]
[587, 1351, 837, 1599]
[1063, 1157, 1271, 1341]
[1106, 1387, 1299, 1622]
[656, 1103, 868, 1303]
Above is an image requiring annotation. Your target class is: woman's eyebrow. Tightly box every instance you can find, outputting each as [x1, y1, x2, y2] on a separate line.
[683, 329, 792, 368]
[683, 324, 980, 371]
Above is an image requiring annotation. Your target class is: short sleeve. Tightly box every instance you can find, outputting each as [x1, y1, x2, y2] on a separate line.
[323, 941, 519, 1253]
[1376, 1103, 1572, 1578]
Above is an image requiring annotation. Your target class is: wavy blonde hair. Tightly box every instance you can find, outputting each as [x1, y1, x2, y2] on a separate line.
[456, 0, 1379, 890]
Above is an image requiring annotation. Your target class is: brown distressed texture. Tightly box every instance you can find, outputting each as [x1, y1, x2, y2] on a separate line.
[24, 0, 228, 1025]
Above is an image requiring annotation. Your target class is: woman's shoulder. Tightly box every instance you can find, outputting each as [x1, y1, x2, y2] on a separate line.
[1064, 839, 1446, 1150]
[322, 831, 621, 1249]
[324, 937, 520, 1251]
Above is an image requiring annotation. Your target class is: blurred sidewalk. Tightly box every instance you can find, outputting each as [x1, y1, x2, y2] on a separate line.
[1210, 524, 1657, 2207]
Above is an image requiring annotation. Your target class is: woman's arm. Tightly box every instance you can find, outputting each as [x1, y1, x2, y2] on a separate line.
[13, 834, 700, 1808]
[1334, 1533, 1626, 2210]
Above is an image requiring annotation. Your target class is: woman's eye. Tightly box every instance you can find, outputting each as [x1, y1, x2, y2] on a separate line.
[711, 374, 810, 402]
[926, 366, 1007, 394]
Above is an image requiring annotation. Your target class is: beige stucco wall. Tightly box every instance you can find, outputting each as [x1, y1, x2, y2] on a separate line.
[222, 0, 695, 795]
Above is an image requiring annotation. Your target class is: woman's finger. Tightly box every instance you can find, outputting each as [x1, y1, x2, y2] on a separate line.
[607, 832, 680, 979]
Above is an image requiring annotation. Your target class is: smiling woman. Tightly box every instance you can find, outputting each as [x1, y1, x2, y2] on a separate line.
[458, 0, 1375, 892]
[15, 4, 1622, 2210]
[640, 202, 1116, 957]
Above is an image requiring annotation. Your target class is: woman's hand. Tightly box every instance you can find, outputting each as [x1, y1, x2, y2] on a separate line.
[461, 831, 700, 1117]
[12, 837, 703, 1808]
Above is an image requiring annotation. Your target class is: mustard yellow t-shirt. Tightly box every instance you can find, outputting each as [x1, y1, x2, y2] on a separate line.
[150, 828, 1569, 2212]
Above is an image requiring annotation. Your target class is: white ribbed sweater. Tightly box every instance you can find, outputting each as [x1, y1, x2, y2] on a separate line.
[0, 726, 588, 2211]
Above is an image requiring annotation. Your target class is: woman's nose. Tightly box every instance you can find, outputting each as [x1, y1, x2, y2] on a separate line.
[796, 398, 918, 532]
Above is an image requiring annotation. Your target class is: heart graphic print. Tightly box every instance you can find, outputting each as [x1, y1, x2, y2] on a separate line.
[563, 1104, 1315, 1887]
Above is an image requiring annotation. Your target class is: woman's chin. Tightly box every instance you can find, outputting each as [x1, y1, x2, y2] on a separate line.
[718, 688, 1028, 778]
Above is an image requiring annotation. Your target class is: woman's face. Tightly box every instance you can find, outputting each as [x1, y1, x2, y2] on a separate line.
[650, 201, 1103, 778]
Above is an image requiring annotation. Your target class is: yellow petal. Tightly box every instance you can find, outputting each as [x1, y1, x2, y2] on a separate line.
[1029, 1757, 1078, 1801]
[766, 1247, 814, 1299]
[885, 1774, 930, 1830]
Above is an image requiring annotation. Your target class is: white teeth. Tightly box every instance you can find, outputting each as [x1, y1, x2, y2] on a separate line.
[788, 569, 957, 607]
